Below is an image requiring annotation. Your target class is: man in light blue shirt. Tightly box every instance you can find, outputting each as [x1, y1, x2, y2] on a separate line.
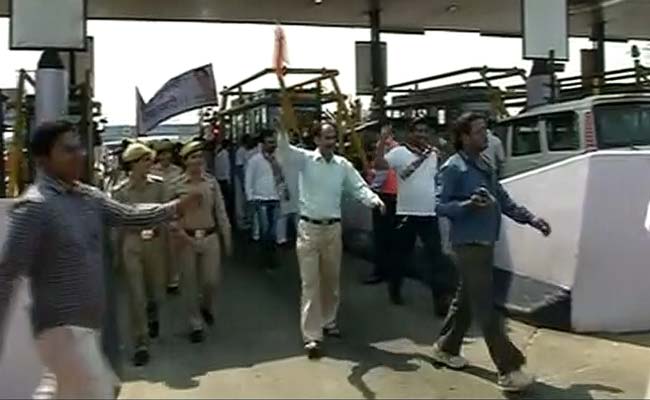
[278, 123, 384, 359]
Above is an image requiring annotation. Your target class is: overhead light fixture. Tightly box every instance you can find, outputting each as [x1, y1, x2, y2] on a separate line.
[315, 0, 323, 4]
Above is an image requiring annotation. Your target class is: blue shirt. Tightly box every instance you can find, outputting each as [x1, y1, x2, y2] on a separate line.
[436, 152, 535, 245]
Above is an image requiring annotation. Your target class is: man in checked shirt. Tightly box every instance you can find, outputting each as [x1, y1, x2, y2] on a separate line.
[0, 121, 201, 399]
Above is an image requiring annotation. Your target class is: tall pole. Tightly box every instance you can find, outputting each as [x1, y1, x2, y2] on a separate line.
[369, 0, 385, 124]
[591, 8, 606, 84]
[0, 90, 5, 197]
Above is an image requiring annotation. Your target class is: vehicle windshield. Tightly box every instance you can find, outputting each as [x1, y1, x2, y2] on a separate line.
[594, 103, 650, 148]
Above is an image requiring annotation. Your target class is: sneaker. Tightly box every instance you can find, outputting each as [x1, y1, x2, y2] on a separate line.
[498, 369, 535, 392]
[431, 343, 468, 370]
[304, 341, 322, 360]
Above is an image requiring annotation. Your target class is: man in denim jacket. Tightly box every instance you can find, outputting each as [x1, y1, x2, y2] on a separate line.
[431, 112, 551, 393]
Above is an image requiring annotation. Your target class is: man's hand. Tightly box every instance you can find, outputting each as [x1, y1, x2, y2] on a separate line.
[373, 198, 387, 215]
[177, 190, 202, 216]
[530, 218, 552, 237]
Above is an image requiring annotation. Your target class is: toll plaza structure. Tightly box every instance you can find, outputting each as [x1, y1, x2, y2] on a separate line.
[3, 1, 650, 399]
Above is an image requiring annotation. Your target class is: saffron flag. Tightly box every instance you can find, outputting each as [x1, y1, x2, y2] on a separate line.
[273, 25, 289, 76]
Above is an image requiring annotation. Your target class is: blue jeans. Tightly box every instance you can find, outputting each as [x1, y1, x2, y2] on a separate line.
[254, 200, 281, 267]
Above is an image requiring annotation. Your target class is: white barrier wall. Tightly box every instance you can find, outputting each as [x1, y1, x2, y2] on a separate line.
[495, 155, 590, 289]
[496, 151, 650, 333]
[0, 199, 44, 399]
[572, 153, 650, 332]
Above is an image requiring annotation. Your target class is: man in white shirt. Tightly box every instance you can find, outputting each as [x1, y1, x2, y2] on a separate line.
[245, 130, 287, 269]
[375, 118, 455, 316]
[278, 123, 385, 359]
[276, 135, 301, 246]
[214, 137, 234, 223]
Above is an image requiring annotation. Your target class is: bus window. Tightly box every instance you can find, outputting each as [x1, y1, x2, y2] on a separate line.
[545, 112, 579, 151]
[512, 119, 541, 156]
[594, 103, 650, 148]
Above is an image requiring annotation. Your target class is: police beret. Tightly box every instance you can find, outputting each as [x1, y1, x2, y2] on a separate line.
[180, 140, 205, 159]
[122, 142, 155, 163]
[153, 139, 176, 152]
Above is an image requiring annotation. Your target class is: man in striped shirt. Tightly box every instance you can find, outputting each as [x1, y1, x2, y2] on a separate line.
[0, 121, 201, 399]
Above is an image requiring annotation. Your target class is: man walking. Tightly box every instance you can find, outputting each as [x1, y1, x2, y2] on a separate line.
[245, 129, 288, 269]
[433, 112, 551, 393]
[278, 123, 385, 359]
[0, 121, 200, 399]
[375, 118, 454, 315]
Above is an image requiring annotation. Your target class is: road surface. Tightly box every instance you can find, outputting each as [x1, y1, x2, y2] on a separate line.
[116, 242, 650, 399]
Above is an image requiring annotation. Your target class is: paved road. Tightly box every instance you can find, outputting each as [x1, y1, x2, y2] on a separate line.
[118, 242, 650, 399]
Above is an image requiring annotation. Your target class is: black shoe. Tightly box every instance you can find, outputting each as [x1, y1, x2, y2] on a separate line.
[148, 320, 160, 339]
[323, 325, 342, 338]
[200, 308, 215, 326]
[133, 347, 150, 367]
[389, 290, 404, 306]
[363, 275, 384, 285]
[190, 329, 204, 343]
[304, 341, 322, 359]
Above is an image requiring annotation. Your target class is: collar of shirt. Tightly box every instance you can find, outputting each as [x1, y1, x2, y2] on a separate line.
[313, 148, 337, 164]
[39, 173, 78, 194]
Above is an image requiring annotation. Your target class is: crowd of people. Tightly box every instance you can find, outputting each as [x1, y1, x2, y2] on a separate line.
[0, 112, 552, 398]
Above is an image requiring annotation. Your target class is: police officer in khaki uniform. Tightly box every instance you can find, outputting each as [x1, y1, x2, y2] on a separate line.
[152, 139, 185, 293]
[112, 142, 167, 366]
[170, 140, 232, 343]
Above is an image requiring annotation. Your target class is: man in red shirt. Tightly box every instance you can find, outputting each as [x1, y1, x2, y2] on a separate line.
[364, 136, 399, 285]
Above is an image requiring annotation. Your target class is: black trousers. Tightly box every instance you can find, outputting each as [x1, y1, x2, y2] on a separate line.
[372, 193, 397, 280]
[390, 215, 456, 305]
[436, 244, 525, 374]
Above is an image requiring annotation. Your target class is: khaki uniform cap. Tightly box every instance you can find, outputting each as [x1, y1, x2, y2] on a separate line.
[154, 139, 176, 153]
[180, 140, 205, 159]
[122, 142, 156, 163]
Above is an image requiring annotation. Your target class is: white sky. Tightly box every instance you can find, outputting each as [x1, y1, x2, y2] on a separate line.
[1, 19, 648, 125]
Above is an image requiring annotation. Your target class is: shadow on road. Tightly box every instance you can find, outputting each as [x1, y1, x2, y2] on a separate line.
[117, 239, 617, 400]
[456, 364, 623, 400]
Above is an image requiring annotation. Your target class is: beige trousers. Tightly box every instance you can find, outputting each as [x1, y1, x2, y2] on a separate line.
[122, 234, 165, 345]
[34, 326, 118, 399]
[296, 220, 342, 342]
[178, 233, 222, 331]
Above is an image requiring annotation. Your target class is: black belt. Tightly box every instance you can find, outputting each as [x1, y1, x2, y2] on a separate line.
[300, 216, 341, 226]
[184, 228, 217, 238]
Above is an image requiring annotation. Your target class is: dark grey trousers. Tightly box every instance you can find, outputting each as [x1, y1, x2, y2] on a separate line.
[436, 244, 525, 374]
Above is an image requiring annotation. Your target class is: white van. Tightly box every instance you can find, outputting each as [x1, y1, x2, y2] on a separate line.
[496, 93, 650, 177]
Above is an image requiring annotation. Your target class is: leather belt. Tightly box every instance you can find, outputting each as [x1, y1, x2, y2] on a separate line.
[300, 216, 341, 226]
[184, 228, 217, 239]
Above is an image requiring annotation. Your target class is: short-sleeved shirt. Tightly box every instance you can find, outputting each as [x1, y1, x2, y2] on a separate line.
[385, 146, 438, 216]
